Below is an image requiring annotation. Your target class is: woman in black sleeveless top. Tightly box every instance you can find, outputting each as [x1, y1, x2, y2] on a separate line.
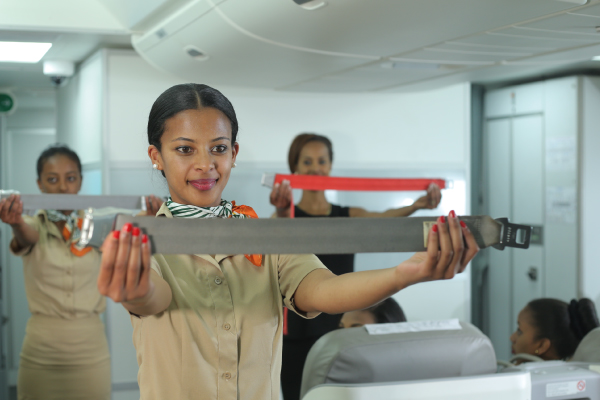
[271, 133, 442, 400]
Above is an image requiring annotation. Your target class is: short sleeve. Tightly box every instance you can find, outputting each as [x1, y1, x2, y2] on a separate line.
[9, 215, 41, 256]
[277, 254, 328, 319]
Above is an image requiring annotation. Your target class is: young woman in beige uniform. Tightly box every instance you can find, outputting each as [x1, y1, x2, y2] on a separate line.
[0, 145, 110, 400]
[96, 83, 480, 400]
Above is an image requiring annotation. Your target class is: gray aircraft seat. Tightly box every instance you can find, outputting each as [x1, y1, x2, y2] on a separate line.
[571, 327, 600, 363]
[300, 319, 497, 399]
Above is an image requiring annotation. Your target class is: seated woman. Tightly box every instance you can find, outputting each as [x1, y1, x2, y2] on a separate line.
[510, 298, 600, 364]
[339, 297, 406, 328]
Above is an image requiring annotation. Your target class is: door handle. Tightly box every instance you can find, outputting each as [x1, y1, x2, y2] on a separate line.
[527, 267, 538, 281]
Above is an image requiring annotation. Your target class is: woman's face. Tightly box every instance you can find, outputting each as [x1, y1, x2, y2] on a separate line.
[149, 107, 238, 208]
[37, 155, 82, 195]
[510, 307, 545, 356]
[295, 141, 332, 176]
[339, 310, 376, 329]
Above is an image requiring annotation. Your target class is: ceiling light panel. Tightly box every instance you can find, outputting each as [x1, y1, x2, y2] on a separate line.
[0, 41, 52, 63]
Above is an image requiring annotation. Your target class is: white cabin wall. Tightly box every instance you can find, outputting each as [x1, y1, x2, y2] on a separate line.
[56, 50, 105, 195]
[580, 76, 600, 306]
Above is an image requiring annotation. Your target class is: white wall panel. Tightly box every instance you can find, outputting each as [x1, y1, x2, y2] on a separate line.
[106, 51, 470, 170]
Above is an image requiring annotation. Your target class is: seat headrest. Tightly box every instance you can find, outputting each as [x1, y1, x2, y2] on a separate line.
[571, 327, 600, 363]
[300, 319, 497, 399]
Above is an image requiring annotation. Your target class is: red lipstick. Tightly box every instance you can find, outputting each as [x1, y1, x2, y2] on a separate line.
[189, 179, 217, 191]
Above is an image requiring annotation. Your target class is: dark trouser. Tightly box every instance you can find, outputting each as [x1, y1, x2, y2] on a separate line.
[281, 337, 319, 400]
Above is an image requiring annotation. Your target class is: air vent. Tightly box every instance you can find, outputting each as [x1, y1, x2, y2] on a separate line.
[184, 45, 209, 61]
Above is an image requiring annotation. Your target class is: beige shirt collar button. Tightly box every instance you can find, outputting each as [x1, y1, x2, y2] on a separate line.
[223, 323, 231, 331]
[214, 277, 222, 285]
[223, 372, 231, 380]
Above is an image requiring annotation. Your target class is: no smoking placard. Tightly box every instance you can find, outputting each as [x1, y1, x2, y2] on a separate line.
[546, 380, 586, 397]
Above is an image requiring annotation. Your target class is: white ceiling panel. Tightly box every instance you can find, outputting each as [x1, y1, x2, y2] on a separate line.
[216, 0, 581, 57]
[140, 9, 375, 88]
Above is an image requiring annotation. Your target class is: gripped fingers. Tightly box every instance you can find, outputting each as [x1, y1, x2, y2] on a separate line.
[435, 216, 453, 278]
[108, 223, 134, 301]
[458, 220, 480, 273]
[445, 210, 465, 279]
[125, 227, 142, 293]
[137, 234, 152, 295]
[97, 231, 120, 295]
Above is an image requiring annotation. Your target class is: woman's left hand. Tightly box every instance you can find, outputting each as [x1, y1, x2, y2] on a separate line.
[413, 183, 442, 210]
[395, 211, 479, 287]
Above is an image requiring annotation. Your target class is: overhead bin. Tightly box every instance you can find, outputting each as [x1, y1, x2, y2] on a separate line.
[132, 0, 599, 91]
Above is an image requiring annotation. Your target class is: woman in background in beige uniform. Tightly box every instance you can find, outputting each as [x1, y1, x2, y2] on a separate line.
[96, 84, 480, 400]
[0, 145, 110, 400]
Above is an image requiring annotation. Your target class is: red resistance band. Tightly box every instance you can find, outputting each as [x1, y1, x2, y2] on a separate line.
[277, 174, 446, 335]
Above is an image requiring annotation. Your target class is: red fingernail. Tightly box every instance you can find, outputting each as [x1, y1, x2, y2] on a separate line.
[132, 227, 140, 236]
[113, 231, 120, 239]
[460, 220, 466, 228]
[142, 234, 148, 244]
[450, 210, 456, 218]
[123, 223, 133, 233]
[432, 224, 438, 233]
[440, 216, 446, 223]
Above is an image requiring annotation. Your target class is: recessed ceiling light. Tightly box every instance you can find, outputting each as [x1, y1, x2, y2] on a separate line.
[0, 41, 52, 63]
[592, 56, 600, 61]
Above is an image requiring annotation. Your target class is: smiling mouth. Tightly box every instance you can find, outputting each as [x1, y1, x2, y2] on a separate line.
[189, 179, 217, 191]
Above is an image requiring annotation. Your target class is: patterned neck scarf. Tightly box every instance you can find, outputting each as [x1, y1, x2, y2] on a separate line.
[45, 209, 91, 257]
[165, 198, 262, 266]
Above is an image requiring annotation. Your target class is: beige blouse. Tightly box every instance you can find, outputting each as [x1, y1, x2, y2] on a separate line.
[10, 210, 106, 318]
[131, 203, 328, 400]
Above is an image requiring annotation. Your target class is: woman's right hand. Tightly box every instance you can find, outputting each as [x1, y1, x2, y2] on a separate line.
[97, 223, 154, 304]
[0, 194, 25, 226]
[269, 179, 292, 217]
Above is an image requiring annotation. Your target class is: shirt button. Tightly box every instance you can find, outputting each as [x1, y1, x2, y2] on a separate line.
[214, 277, 222, 285]
[223, 372, 231, 380]
[223, 323, 231, 331]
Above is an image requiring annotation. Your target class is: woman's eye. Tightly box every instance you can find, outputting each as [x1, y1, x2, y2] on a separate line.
[212, 145, 227, 153]
[319, 159, 327, 165]
[303, 160, 311, 166]
[47, 178, 57, 183]
[176, 146, 193, 154]
[67, 176, 76, 182]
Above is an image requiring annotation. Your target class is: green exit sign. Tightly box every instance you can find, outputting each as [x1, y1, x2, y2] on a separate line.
[0, 93, 14, 113]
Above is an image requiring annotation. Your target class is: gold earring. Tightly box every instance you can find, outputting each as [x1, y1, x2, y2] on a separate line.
[535, 350, 539, 354]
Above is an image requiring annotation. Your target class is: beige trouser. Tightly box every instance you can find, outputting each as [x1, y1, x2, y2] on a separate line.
[17, 314, 111, 400]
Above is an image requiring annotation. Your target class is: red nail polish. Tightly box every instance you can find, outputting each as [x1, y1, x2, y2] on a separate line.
[460, 221, 466, 228]
[142, 234, 148, 244]
[113, 231, 120, 239]
[450, 210, 456, 218]
[123, 223, 133, 233]
[132, 227, 140, 236]
[432, 224, 438, 233]
[440, 216, 446, 223]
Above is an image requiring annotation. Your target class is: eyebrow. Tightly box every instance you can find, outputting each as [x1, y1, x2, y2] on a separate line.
[171, 136, 230, 143]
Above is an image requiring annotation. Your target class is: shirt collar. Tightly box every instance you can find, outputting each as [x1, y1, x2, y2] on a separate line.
[155, 202, 232, 263]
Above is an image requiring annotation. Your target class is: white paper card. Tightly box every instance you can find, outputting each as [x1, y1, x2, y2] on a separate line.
[365, 319, 461, 335]
[546, 380, 586, 397]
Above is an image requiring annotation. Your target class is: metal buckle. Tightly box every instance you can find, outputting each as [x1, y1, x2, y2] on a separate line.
[493, 218, 532, 250]
[78, 208, 95, 248]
